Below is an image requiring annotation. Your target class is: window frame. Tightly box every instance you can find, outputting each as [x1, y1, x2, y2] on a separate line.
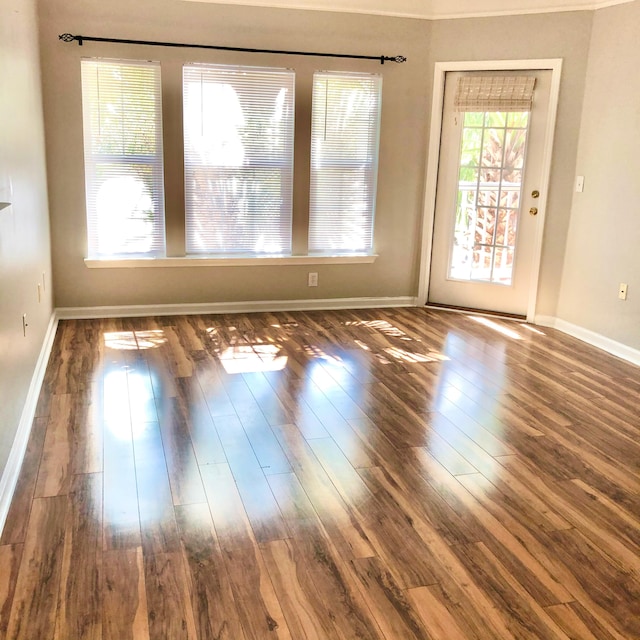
[182, 62, 296, 257]
[308, 70, 383, 256]
[80, 59, 383, 267]
[80, 57, 166, 259]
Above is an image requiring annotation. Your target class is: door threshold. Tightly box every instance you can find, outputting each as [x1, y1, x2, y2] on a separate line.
[425, 303, 526, 322]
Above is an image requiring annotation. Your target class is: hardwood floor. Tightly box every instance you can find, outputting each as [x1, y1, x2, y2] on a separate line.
[1, 307, 639, 639]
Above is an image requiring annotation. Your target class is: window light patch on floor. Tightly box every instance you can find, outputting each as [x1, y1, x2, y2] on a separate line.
[520, 323, 546, 336]
[468, 315, 523, 340]
[103, 329, 167, 350]
[207, 326, 288, 374]
[346, 319, 448, 364]
[217, 344, 288, 374]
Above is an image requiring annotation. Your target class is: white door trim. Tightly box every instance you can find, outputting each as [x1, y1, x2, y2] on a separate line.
[417, 58, 563, 321]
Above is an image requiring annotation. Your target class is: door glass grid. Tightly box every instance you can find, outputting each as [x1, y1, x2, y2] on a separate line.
[450, 111, 530, 285]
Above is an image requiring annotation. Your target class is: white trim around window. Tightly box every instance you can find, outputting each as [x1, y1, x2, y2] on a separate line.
[84, 254, 377, 268]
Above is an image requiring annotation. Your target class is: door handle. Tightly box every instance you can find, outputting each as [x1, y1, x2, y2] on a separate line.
[529, 207, 538, 216]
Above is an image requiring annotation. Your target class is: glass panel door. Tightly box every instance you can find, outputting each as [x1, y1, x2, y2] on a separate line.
[428, 70, 552, 317]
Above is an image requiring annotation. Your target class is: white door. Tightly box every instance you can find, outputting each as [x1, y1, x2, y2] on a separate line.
[428, 70, 551, 316]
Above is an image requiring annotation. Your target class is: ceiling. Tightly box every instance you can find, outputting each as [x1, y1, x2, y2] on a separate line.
[182, 0, 634, 19]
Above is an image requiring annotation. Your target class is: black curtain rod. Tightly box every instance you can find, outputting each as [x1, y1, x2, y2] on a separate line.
[59, 33, 406, 65]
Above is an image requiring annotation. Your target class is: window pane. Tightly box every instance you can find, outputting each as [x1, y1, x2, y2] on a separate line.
[183, 64, 294, 255]
[81, 59, 165, 258]
[449, 110, 530, 286]
[309, 71, 382, 255]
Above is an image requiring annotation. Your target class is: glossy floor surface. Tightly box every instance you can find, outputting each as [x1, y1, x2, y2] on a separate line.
[1, 308, 639, 639]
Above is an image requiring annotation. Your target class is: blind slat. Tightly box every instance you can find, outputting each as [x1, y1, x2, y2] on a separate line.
[183, 63, 295, 255]
[81, 59, 166, 258]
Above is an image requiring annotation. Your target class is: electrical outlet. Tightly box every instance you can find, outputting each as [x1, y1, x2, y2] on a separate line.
[575, 175, 585, 192]
[22, 313, 28, 337]
[37, 283, 41, 303]
[618, 283, 628, 300]
[308, 272, 318, 287]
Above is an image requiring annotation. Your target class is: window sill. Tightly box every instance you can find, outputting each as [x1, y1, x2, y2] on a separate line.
[84, 254, 378, 268]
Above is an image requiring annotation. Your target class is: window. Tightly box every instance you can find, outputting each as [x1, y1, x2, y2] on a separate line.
[81, 59, 165, 258]
[183, 64, 295, 255]
[309, 71, 382, 255]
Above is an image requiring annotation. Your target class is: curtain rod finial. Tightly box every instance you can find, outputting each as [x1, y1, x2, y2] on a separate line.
[59, 33, 76, 43]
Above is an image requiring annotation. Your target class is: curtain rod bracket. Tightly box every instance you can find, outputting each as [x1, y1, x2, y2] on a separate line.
[58, 33, 406, 64]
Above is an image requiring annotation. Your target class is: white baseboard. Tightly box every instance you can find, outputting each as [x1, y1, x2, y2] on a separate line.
[56, 296, 418, 319]
[0, 311, 59, 536]
[535, 315, 640, 367]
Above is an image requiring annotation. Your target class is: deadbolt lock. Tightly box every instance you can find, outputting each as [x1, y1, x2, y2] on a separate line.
[531, 190, 540, 198]
[529, 207, 539, 216]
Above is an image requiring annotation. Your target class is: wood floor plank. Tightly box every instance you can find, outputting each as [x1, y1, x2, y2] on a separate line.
[155, 395, 207, 506]
[103, 548, 150, 640]
[349, 556, 432, 640]
[406, 584, 469, 640]
[102, 414, 141, 551]
[542, 479, 640, 572]
[102, 330, 141, 551]
[259, 539, 335, 640]
[233, 409, 293, 476]
[449, 541, 572, 640]
[271, 423, 374, 559]
[303, 390, 377, 469]
[194, 354, 237, 418]
[54, 473, 102, 640]
[345, 382, 430, 448]
[544, 602, 620, 640]
[175, 503, 245, 640]
[361, 463, 481, 547]
[3, 308, 639, 640]
[143, 551, 197, 640]
[0, 418, 47, 545]
[175, 376, 227, 465]
[133, 421, 180, 555]
[214, 414, 289, 543]
[260, 371, 330, 439]
[200, 463, 292, 639]
[475, 457, 573, 534]
[264, 472, 384, 640]
[34, 395, 75, 498]
[309, 438, 439, 589]
[0, 544, 23, 639]
[5, 497, 67, 640]
[414, 450, 574, 607]
[545, 528, 640, 639]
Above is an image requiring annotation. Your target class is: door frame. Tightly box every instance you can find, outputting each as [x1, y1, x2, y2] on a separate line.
[417, 59, 563, 322]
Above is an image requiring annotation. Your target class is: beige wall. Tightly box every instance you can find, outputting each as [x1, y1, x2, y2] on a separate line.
[39, 0, 432, 307]
[38, 1, 593, 316]
[0, 0, 53, 475]
[557, 0, 640, 349]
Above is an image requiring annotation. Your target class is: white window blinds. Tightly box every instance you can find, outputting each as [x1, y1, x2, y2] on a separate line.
[183, 64, 295, 255]
[81, 59, 165, 258]
[309, 71, 382, 255]
[454, 76, 536, 112]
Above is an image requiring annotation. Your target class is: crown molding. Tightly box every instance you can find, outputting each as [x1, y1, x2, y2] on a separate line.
[181, 0, 635, 20]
